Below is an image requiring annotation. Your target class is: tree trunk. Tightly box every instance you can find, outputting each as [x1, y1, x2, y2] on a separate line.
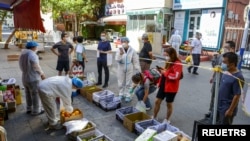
[0, 21, 2, 42]
[4, 28, 17, 49]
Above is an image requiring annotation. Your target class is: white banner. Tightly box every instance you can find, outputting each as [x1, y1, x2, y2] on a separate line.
[173, 0, 223, 10]
[200, 9, 222, 49]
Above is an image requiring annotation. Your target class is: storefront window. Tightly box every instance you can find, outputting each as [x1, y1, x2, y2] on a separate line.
[139, 15, 146, 31]
[146, 14, 155, 32]
[127, 16, 133, 31]
[132, 15, 138, 31]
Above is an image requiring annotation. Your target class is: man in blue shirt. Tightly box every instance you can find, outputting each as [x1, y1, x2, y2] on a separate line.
[217, 52, 244, 125]
[96, 32, 112, 88]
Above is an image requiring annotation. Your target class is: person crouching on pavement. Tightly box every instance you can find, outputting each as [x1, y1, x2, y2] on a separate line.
[38, 76, 83, 130]
[132, 73, 157, 111]
[115, 37, 141, 102]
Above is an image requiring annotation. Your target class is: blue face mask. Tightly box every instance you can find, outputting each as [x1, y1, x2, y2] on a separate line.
[221, 63, 228, 71]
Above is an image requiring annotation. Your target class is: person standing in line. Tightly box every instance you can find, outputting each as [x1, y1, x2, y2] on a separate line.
[217, 52, 244, 125]
[168, 30, 182, 56]
[19, 41, 45, 115]
[51, 32, 74, 76]
[187, 32, 202, 75]
[153, 47, 183, 124]
[75, 36, 88, 77]
[115, 37, 141, 102]
[205, 41, 240, 118]
[96, 32, 112, 88]
[139, 33, 155, 73]
[38, 76, 83, 130]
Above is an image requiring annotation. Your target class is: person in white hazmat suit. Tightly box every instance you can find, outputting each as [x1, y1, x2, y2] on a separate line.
[38, 76, 83, 130]
[115, 37, 141, 102]
[168, 30, 182, 55]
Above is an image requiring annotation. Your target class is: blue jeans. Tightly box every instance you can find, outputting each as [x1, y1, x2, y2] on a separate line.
[135, 85, 157, 108]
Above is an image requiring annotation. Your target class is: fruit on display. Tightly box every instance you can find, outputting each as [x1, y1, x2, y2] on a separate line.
[61, 109, 81, 118]
[81, 135, 96, 141]
[175, 132, 191, 141]
[83, 122, 93, 130]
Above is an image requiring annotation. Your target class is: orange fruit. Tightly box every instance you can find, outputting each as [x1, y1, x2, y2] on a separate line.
[74, 111, 80, 115]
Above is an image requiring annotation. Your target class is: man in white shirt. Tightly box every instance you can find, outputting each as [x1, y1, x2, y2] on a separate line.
[187, 32, 202, 75]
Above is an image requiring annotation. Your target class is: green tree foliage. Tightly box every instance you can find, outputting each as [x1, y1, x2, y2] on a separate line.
[41, 0, 102, 32]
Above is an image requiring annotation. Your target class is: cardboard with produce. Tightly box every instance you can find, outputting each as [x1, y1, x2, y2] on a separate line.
[60, 108, 83, 123]
[80, 86, 102, 98]
[76, 129, 103, 141]
[68, 120, 96, 139]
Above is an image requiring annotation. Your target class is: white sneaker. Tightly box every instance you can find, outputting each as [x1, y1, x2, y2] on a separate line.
[145, 107, 151, 111]
[162, 119, 171, 124]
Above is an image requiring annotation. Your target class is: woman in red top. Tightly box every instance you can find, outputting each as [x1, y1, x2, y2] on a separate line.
[153, 47, 183, 123]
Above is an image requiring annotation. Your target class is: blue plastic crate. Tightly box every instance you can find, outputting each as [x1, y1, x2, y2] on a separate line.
[93, 90, 114, 104]
[135, 119, 161, 135]
[100, 97, 121, 111]
[116, 106, 140, 123]
[148, 123, 180, 133]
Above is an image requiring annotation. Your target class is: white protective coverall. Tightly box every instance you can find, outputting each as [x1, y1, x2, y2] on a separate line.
[38, 76, 73, 126]
[169, 30, 182, 55]
[115, 45, 141, 100]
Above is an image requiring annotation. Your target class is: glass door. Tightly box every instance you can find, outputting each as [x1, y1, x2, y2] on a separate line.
[188, 14, 200, 39]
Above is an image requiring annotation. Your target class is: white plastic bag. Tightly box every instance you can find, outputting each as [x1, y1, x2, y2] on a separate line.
[63, 118, 89, 135]
[107, 53, 113, 66]
[135, 101, 146, 113]
[87, 72, 96, 84]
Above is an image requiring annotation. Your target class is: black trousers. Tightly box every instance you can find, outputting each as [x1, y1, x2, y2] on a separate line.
[188, 54, 201, 73]
[97, 61, 109, 85]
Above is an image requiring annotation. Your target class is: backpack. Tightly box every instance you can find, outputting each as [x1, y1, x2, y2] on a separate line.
[143, 68, 161, 85]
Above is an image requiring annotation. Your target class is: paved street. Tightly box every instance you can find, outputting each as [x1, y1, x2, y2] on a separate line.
[1, 44, 250, 141]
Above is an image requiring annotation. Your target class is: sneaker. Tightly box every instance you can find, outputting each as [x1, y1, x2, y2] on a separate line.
[96, 82, 102, 86]
[146, 107, 151, 111]
[187, 68, 191, 73]
[192, 72, 199, 75]
[49, 123, 63, 130]
[102, 84, 108, 88]
[31, 110, 45, 116]
[205, 111, 211, 118]
[162, 119, 171, 124]
[26, 110, 31, 114]
[125, 97, 131, 103]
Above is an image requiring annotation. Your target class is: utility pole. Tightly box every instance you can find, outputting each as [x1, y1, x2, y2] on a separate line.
[239, 3, 250, 70]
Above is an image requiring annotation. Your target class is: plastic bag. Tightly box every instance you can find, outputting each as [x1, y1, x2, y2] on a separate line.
[87, 72, 96, 84]
[63, 118, 88, 135]
[242, 84, 250, 117]
[135, 101, 146, 113]
[107, 53, 113, 66]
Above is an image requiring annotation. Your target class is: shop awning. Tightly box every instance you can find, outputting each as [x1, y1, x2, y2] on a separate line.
[102, 15, 127, 22]
[0, 0, 45, 33]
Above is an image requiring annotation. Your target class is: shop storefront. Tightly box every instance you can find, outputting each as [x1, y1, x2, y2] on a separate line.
[124, 0, 173, 55]
[173, 0, 227, 51]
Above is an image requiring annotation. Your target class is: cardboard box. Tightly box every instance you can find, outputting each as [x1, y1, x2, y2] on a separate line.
[0, 102, 8, 120]
[80, 86, 102, 98]
[7, 100, 16, 113]
[76, 129, 103, 141]
[135, 128, 157, 141]
[7, 54, 20, 61]
[153, 130, 178, 141]
[123, 112, 150, 132]
[60, 108, 83, 123]
[69, 120, 96, 140]
[86, 88, 103, 102]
